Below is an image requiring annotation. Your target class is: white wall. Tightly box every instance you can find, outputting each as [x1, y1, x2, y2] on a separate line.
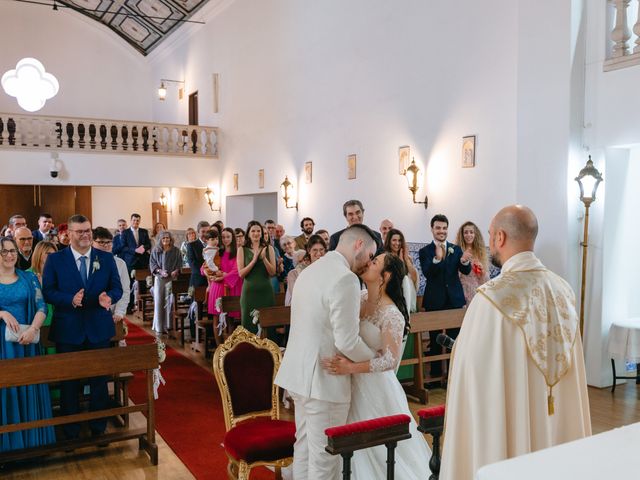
[152, 186, 223, 230]
[92, 187, 153, 230]
[0, 3, 152, 120]
[149, 0, 521, 244]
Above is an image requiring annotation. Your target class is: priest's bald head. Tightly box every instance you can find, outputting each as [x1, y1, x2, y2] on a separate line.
[488, 205, 538, 268]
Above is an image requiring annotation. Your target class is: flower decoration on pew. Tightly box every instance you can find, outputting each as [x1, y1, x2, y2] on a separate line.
[215, 297, 227, 336]
[153, 339, 167, 400]
[1, 58, 59, 112]
[251, 309, 261, 337]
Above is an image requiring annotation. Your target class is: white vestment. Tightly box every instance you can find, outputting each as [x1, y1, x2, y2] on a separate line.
[440, 251, 591, 480]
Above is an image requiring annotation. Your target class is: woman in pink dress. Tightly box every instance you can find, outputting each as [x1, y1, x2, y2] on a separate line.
[455, 221, 490, 304]
[203, 227, 242, 317]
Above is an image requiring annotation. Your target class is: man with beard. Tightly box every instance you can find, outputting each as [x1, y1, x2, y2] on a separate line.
[418, 214, 472, 380]
[275, 224, 377, 479]
[440, 205, 591, 480]
[294, 217, 316, 250]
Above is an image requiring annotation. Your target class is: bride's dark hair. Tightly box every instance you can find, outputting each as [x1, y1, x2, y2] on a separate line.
[381, 253, 410, 336]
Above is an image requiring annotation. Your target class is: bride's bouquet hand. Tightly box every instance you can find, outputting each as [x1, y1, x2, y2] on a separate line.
[321, 354, 353, 375]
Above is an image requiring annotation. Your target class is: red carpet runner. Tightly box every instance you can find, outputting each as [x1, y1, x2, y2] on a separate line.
[125, 320, 273, 479]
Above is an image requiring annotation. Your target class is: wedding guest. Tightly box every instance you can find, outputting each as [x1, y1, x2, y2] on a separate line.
[280, 235, 306, 283]
[92, 227, 130, 326]
[237, 221, 276, 334]
[6, 214, 27, 238]
[234, 228, 246, 247]
[151, 222, 166, 247]
[32, 213, 55, 244]
[294, 217, 315, 250]
[112, 218, 127, 257]
[384, 228, 418, 312]
[264, 225, 282, 294]
[14, 227, 34, 270]
[285, 235, 327, 306]
[213, 220, 224, 232]
[149, 230, 182, 335]
[315, 229, 330, 247]
[57, 223, 70, 250]
[328, 200, 382, 253]
[0, 236, 56, 451]
[180, 227, 197, 265]
[27, 240, 58, 354]
[455, 221, 490, 304]
[203, 228, 242, 340]
[379, 219, 394, 243]
[186, 221, 210, 289]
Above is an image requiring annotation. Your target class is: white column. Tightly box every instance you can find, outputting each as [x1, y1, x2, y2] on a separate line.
[611, 0, 631, 58]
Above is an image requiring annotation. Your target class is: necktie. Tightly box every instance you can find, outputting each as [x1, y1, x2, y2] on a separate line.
[79, 255, 88, 286]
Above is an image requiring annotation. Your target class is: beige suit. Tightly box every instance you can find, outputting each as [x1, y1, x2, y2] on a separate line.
[275, 251, 374, 479]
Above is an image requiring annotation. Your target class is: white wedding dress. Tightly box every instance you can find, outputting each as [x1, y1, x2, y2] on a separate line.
[349, 294, 432, 479]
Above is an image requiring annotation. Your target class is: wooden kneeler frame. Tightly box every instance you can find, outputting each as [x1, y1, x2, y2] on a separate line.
[417, 405, 446, 480]
[325, 414, 412, 480]
[0, 344, 159, 465]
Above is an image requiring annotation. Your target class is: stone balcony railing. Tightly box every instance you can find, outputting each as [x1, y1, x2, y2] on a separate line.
[605, 0, 640, 71]
[0, 112, 218, 157]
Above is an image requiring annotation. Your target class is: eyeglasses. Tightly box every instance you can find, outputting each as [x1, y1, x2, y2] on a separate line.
[94, 240, 112, 246]
[16, 237, 33, 242]
[70, 229, 92, 235]
[0, 249, 18, 257]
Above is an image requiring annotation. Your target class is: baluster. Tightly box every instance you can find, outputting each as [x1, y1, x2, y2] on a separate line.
[99, 124, 107, 150]
[142, 126, 150, 151]
[611, 0, 631, 57]
[71, 121, 80, 150]
[121, 124, 129, 151]
[8, 118, 16, 146]
[634, 0, 640, 53]
[132, 125, 139, 151]
[89, 123, 97, 149]
[168, 128, 178, 153]
[19, 117, 31, 146]
[154, 127, 164, 153]
[110, 124, 118, 150]
[66, 122, 75, 149]
[14, 117, 23, 147]
[0, 116, 4, 145]
[43, 118, 55, 148]
[192, 129, 200, 154]
[54, 121, 63, 148]
[180, 129, 188, 153]
[209, 129, 218, 156]
[78, 122, 86, 149]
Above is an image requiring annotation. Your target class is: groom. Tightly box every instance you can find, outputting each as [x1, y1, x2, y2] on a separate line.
[275, 224, 379, 479]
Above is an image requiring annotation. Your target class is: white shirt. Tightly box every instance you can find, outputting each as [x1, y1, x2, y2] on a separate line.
[131, 227, 139, 244]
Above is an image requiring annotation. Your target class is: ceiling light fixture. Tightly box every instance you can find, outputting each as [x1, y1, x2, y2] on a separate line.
[1, 58, 59, 112]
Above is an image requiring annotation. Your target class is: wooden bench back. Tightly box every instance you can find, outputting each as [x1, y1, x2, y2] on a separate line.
[134, 268, 151, 281]
[0, 344, 158, 389]
[258, 305, 291, 329]
[221, 295, 241, 312]
[409, 308, 465, 333]
[274, 292, 285, 306]
[39, 321, 127, 349]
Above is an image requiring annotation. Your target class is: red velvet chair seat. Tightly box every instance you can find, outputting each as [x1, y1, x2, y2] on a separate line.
[325, 414, 411, 438]
[417, 405, 445, 420]
[224, 417, 295, 464]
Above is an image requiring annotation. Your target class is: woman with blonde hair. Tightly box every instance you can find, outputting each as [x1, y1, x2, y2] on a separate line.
[455, 221, 489, 304]
[28, 241, 57, 354]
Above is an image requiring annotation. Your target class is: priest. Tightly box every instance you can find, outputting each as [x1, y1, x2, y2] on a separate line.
[440, 205, 591, 480]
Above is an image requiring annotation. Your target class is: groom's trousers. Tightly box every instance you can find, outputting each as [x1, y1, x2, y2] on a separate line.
[290, 392, 350, 480]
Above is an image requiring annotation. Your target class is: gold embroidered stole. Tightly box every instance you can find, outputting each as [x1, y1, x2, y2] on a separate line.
[477, 267, 578, 415]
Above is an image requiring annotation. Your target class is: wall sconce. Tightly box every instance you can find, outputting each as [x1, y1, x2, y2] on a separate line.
[280, 176, 298, 211]
[403, 158, 428, 209]
[159, 192, 171, 212]
[575, 155, 603, 336]
[158, 79, 185, 101]
[204, 187, 221, 212]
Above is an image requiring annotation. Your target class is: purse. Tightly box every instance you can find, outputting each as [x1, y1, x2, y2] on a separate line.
[5, 324, 40, 344]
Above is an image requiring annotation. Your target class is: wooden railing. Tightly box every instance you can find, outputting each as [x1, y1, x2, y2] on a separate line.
[0, 112, 218, 157]
[605, 0, 640, 71]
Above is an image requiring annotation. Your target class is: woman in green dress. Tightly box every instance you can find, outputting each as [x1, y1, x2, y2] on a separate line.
[27, 241, 57, 355]
[237, 221, 276, 334]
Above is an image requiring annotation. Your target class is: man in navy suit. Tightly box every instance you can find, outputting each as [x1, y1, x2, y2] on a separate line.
[111, 218, 128, 257]
[43, 214, 123, 439]
[185, 220, 210, 288]
[32, 213, 54, 244]
[119, 213, 151, 312]
[418, 214, 472, 380]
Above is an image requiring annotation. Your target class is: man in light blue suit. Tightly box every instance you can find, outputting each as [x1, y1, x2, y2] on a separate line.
[42, 214, 123, 440]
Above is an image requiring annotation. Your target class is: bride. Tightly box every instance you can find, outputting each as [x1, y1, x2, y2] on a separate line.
[322, 253, 431, 479]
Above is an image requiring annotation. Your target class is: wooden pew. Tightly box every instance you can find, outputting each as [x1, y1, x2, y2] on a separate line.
[134, 268, 153, 322]
[0, 344, 159, 465]
[258, 305, 291, 342]
[399, 309, 465, 404]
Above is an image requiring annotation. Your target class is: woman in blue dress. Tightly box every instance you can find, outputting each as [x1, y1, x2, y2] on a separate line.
[0, 236, 56, 451]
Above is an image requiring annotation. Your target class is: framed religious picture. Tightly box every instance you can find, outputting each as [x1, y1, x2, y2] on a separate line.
[304, 162, 313, 184]
[233, 173, 238, 191]
[258, 169, 264, 189]
[399, 145, 410, 174]
[347, 154, 357, 180]
[462, 135, 476, 168]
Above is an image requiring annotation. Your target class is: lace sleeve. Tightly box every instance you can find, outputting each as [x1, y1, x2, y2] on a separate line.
[369, 307, 405, 373]
[30, 273, 48, 315]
